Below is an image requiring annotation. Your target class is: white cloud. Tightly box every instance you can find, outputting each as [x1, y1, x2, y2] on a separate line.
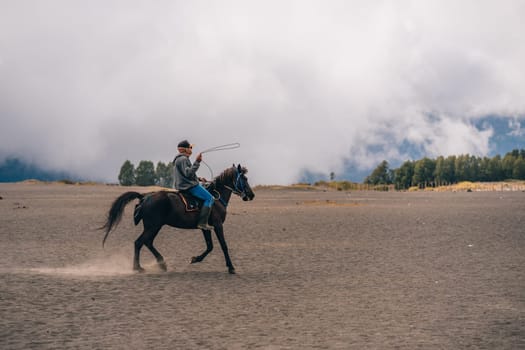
[1, 1, 524, 184]
[508, 118, 523, 137]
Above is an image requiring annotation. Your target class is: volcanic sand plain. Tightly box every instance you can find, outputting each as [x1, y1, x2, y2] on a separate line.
[0, 182, 524, 349]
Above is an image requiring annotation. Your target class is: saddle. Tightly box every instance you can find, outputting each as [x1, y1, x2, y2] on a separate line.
[169, 191, 202, 212]
[174, 182, 216, 212]
[133, 191, 202, 225]
[133, 184, 215, 225]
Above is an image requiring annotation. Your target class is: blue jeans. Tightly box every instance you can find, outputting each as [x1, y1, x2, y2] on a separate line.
[188, 184, 214, 208]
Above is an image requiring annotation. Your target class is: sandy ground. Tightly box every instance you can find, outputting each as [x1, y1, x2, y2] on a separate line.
[0, 182, 524, 349]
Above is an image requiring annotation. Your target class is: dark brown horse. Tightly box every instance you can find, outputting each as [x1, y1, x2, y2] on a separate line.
[101, 164, 255, 274]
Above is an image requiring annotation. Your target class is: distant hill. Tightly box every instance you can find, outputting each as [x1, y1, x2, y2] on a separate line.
[0, 157, 79, 182]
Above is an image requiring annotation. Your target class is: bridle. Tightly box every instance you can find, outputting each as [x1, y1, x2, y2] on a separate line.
[224, 167, 247, 197]
[209, 166, 249, 207]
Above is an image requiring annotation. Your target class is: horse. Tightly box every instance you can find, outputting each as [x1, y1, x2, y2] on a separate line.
[100, 164, 255, 274]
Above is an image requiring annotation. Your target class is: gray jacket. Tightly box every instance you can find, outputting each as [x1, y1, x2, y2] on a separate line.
[172, 154, 200, 191]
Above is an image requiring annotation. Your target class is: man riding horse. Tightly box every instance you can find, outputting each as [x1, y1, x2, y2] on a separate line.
[172, 140, 215, 231]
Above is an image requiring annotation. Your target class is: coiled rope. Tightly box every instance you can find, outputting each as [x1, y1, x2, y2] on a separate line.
[199, 143, 240, 178]
[200, 143, 240, 154]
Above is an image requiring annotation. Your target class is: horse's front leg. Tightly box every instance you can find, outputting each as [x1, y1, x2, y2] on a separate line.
[214, 224, 235, 274]
[191, 229, 213, 264]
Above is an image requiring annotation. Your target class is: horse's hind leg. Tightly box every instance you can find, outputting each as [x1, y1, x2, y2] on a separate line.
[134, 226, 163, 272]
[134, 232, 147, 272]
[191, 229, 213, 264]
[144, 229, 167, 271]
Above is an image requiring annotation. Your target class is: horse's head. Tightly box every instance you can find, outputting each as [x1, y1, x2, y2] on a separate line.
[229, 164, 255, 201]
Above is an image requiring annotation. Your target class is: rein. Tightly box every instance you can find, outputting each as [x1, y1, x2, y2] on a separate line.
[224, 169, 245, 195]
[212, 167, 245, 207]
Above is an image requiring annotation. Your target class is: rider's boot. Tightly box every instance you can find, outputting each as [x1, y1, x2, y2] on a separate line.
[197, 206, 214, 231]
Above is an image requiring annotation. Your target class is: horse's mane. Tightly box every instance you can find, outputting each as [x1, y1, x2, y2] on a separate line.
[212, 166, 247, 187]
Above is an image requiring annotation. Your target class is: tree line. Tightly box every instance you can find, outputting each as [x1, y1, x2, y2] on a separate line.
[365, 149, 525, 190]
[118, 160, 174, 187]
[119, 149, 525, 188]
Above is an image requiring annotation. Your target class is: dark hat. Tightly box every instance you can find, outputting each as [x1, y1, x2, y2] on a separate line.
[177, 140, 192, 148]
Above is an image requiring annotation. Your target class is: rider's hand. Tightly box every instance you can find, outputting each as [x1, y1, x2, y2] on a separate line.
[196, 153, 203, 162]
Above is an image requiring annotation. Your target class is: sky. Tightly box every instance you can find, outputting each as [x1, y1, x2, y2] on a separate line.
[1, 1, 524, 184]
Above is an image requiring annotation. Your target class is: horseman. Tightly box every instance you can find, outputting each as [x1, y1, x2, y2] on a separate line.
[172, 140, 215, 230]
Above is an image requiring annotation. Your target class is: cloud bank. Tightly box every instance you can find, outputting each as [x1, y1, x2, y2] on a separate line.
[1, 1, 524, 184]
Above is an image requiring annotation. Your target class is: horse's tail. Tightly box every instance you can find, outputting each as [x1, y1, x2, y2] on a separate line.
[101, 191, 144, 247]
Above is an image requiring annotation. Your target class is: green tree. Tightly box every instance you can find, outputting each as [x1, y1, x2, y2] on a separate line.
[469, 155, 481, 182]
[118, 160, 135, 186]
[434, 156, 445, 185]
[387, 149, 524, 190]
[488, 155, 503, 181]
[393, 160, 414, 190]
[512, 157, 525, 179]
[454, 155, 469, 181]
[478, 157, 491, 182]
[156, 161, 174, 187]
[365, 160, 392, 185]
[442, 155, 456, 184]
[135, 160, 156, 186]
[502, 153, 516, 179]
[412, 157, 435, 188]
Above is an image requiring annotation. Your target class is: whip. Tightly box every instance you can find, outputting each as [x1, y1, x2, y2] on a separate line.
[199, 143, 240, 178]
[200, 143, 240, 154]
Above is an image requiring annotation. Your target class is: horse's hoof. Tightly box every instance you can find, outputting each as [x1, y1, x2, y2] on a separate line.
[134, 266, 145, 273]
[158, 262, 168, 272]
[190, 257, 199, 264]
[228, 267, 236, 274]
